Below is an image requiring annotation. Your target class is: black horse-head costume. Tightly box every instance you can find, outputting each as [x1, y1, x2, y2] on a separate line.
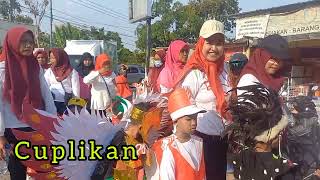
[282, 96, 320, 180]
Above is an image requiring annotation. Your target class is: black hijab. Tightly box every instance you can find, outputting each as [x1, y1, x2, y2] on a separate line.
[77, 52, 94, 77]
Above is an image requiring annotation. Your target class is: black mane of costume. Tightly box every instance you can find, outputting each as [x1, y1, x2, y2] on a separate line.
[227, 83, 283, 148]
[226, 83, 292, 180]
[281, 96, 320, 180]
[91, 130, 126, 180]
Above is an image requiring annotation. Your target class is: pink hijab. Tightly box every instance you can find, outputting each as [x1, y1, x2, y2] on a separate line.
[157, 40, 188, 89]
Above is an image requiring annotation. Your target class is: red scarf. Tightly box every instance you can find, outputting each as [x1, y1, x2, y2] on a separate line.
[1, 27, 43, 119]
[175, 37, 227, 118]
[34, 49, 50, 69]
[240, 48, 285, 92]
[50, 48, 73, 82]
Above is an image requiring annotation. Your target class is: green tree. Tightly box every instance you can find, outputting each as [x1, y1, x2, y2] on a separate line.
[23, 0, 49, 47]
[136, 0, 240, 50]
[38, 31, 50, 48]
[15, 14, 33, 24]
[189, 0, 240, 32]
[0, 0, 21, 20]
[89, 27, 123, 50]
[53, 23, 83, 47]
[104, 31, 123, 50]
[53, 23, 124, 50]
[118, 48, 134, 64]
[0, 0, 34, 25]
[90, 27, 105, 40]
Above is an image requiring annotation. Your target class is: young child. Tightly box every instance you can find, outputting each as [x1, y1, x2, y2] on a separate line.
[152, 88, 206, 180]
[91, 100, 153, 180]
[226, 83, 293, 180]
[115, 64, 132, 100]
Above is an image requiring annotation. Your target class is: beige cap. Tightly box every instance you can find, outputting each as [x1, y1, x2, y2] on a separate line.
[199, 20, 224, 38]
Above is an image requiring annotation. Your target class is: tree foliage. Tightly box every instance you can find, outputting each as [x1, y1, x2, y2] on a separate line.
[118, 48, 133, 64]
[0, 0, 34, 25]
[0, 0, 21, 20]
[15, 14, 34, 24]
[52, 23, 124, 50]
[23, 0, 49, 47]
[136, 0, 240, 50]
[37, 31, 50, 48]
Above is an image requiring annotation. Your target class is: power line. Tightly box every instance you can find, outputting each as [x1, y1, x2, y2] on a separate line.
[52, 8, 134, 32]
[19, 6, 137, 47]
[48, 15, 137, 46]
[50, 14, 137, 39]
[42, 14, 136, 47]
[68, 0, 128, 22]
[48, 15, 137, 39]
[81, 0, 128, 19]
[19, 6, 137, 40]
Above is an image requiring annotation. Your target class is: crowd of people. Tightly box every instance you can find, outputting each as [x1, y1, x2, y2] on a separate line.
[0, 19, 319, 180]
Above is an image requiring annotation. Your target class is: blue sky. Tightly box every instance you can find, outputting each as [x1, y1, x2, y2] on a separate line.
[39, 0, 309, 50]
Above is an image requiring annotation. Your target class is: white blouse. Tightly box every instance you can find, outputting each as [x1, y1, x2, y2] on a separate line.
[44, 68, 80, 102]
[179, 67, 230, 136]
[0, 62, 56, 136]
[83, 71, 117, 110]
[160, 84, 172, 94]
[237, 74, 260, 96]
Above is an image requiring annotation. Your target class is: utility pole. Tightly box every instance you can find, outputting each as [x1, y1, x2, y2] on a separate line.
[49, 0, 53, 48]
[9, 0, 14, 22]
[145, 17, 152, 75]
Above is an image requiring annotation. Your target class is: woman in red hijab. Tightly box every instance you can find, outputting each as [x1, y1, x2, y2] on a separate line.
[83, 53, 117, 116]
[237, 34, 292, 95]
[174, 20, 230, 180]
[34, 49, 50, 70]
[44, 48, 80, 115]
[0, 27, 56, 180]
[148, 49, 166, 93]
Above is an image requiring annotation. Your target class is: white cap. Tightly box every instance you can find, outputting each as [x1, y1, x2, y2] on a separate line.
[170, 104, 205, 122]
[199, 20, 224, 38]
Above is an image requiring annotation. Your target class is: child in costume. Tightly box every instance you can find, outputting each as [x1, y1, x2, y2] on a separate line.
[225, 83, 293, 180]
[91, 97, 162, 180]
[152, 88, 206, 180]
[112, 103, 152, 180]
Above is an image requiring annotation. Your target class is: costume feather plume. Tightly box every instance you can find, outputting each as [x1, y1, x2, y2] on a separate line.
[13, 103, 120, 180]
